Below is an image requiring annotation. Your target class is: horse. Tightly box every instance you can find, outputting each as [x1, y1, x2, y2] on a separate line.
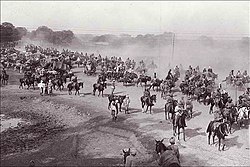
[155, 139, 181, 167]
[62, 72, 74, 82]
[122, 72, 138, 86]
[136, 75, 151, 87]
[222, 107, 238, 134]
[150, 79, 163, 91]
[52, 78, 64, 91]
[108, 94, 126, 112]
[172, 110, 188, 141]
[222, 76, 234, 87]
[122, 77, 134, 86]
[122, 148, 131, 165]
[1, 73, 9, 85]
[74, 82, 81, 95]
[19, 77, 35, 89]
[67, 82, 76, 95]
[19, 78, 26, 89]
[186, 102, 193, 118]
[237, 107, 249, 129]
[93, 83, 105, 97]
[195, 87, 211, 105]
[179, 82, 189, 95]
[161, 84, 172, 99]
[165, 99, 178, 120]
[140, 94, 157, 114]
[206, 121, 229, 151]
[67, 81, 83, 95]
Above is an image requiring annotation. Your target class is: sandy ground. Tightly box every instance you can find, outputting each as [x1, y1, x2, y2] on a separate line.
[0, 67, 249, 166]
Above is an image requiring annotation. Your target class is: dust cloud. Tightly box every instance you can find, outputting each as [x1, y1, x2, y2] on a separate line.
[82, 39, 249, 80]
[18, 37, 249, 80]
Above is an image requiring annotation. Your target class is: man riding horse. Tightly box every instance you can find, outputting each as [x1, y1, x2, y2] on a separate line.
[174, 102, 187, 127]
[166, 69, 173, 80]
[143, 88, 151, 101]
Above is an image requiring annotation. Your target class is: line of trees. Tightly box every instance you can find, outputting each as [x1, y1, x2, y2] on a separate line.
[0, 22, 77, 46]
[0, 22, 27, 43]
[89, 32, 174, 47]
[28, 26, 76, 46]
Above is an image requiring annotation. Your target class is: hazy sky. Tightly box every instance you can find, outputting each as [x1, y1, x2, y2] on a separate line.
[1, 1, 249, 37]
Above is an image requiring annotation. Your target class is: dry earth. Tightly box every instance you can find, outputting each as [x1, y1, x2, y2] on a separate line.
[0, 67, 249, 166]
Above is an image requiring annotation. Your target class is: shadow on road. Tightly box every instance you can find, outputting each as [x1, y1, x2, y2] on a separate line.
[185, 127, 206, 140]
[191, 111, 202, 118]
[224, 135, 244, 150]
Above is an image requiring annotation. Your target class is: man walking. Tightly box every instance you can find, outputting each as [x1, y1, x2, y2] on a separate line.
[167, 137, 180, 163]
[123, 95, 131, 114]
[38, 80, 45, 96]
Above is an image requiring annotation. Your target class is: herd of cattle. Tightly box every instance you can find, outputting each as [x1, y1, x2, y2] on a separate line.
[1, 44, 250, 153]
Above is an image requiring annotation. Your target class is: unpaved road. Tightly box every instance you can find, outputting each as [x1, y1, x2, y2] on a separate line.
[1, 67, 249, 166]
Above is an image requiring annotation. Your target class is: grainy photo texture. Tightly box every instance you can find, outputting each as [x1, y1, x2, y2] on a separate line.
[0, 1, 249, 167]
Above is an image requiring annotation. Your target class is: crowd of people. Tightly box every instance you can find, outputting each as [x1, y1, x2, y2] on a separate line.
[1, 42, 250, 167]
[224, 69, 250, 87]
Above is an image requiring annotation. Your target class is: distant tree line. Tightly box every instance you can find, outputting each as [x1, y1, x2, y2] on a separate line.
[1, 22, 248, 48]
[0, 22, 27, 43]
[28, 26, 75, 46]
[89, 32, 175, 47]
[1, 22, 76, 46]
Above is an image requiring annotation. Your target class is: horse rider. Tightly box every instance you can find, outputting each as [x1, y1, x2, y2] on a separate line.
[158, 145, 180, 167]
[208, 66, 213, 73]
[213, 105, 224, 123]
[76, 56, 81, 67]
[48, 79, 53, 95]
[225, 97, 234, 109]
[188, 65, 193, 71]
[215, 88, 222, 99]
[203, 67, 207, 73]
[72, 76, 77, 83]
[195, 65, 200, 72]
[111, 80, 116, 95]
[167, 137, 180, 163]
[174, 65, 179, 75]
[151, 75, 157, 86]
[143, 88, 151, 101]
[174, 102, 187, 127]
[241, 97, 250, 108]
[166, 93, 174, 103]
[125, 148, 136, 167]
[223, 97, 234, 119]
[237, 95, 244, 107]
[166, 69, 173, 80]
[243, 87, 250, 96]
[243, 70, 248, 77]
[154, 72, 157, 79]
[97, 74, 102, 83]
[236, 70, 242, 79]
[2, 68, 6, 75]
[179, 97, 185, 109]
[186, 97, 193, 118]
[165, 93, 175, 119]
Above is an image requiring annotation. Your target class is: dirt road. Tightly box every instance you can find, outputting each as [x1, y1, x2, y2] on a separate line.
[1, 67, 249, 166]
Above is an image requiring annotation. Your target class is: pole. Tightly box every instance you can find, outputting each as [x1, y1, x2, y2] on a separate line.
[235, 85, 237, 106]
[171, 33, 175, 68]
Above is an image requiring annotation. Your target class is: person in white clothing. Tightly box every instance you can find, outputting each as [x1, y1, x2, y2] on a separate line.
[38, 80, 45, 95]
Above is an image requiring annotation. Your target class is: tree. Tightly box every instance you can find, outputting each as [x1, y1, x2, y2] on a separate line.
[0, 22, 25, 43]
